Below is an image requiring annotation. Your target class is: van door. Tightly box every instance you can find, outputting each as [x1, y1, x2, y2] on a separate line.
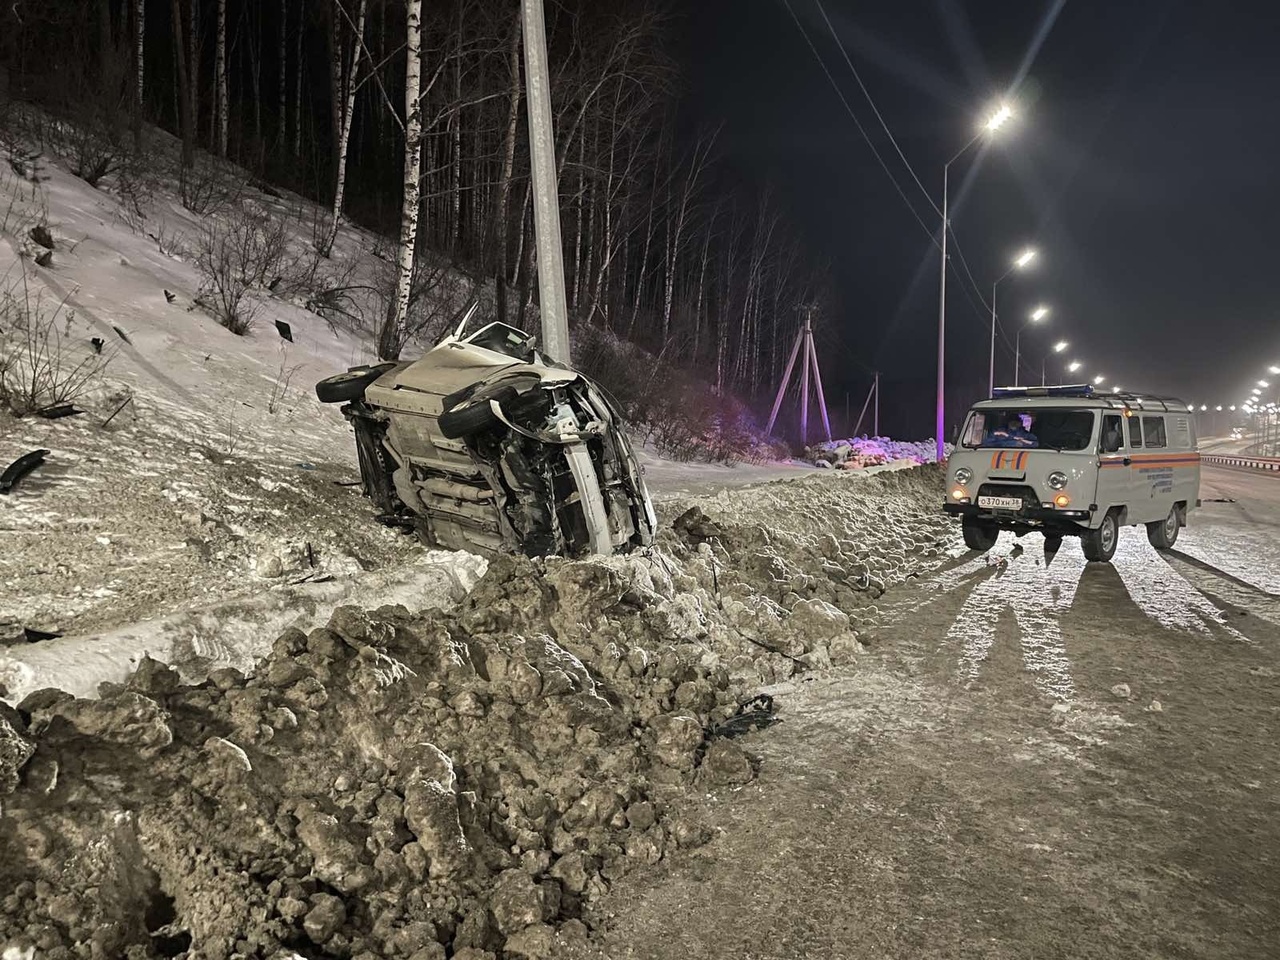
[1130, 414, 1173, 523]
[1095, 412, 1131, 521]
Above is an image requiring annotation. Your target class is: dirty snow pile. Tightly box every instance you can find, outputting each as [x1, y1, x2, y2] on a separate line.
[0, 467, 952, 959]
[804, 436, 953, 469]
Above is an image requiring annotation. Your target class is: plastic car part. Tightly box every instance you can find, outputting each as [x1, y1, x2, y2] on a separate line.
[1, 449, 50, 494]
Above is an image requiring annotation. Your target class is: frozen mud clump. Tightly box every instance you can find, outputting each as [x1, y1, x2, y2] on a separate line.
[0, 467, 952, 958]
[0, 588, 754, 958]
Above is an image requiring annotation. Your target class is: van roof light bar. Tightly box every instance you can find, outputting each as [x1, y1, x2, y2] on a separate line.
[991, 384, 1095, 399]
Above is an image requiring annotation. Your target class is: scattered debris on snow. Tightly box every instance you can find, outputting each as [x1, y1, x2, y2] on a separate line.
[803, 436, 954, 469]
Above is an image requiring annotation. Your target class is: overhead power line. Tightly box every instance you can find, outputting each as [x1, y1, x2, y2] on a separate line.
[779, 0, 941, 252]
[803, 0, 1003, 340]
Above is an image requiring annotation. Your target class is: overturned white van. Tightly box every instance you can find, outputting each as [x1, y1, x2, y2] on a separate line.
[943, 386, 1200, 563]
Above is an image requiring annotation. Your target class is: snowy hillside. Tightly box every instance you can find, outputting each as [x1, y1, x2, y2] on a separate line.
[0, 125, 489, 661]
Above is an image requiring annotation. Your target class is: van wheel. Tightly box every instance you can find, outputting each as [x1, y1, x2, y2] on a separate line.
[1082, 510, 1119, 563]
[1146, 505, 1180, 551]
[962, 519, 998, 552]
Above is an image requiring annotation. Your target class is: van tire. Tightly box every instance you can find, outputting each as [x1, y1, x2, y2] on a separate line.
[1082, 509, 1120, 563]
[1146, 505, 1181, 551]
[962, 519, 999, 552]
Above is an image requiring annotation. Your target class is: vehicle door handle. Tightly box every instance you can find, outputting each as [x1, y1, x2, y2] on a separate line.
[1123, 457, 1132, 466]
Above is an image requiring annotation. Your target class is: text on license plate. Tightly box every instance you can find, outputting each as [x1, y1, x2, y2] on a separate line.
[977, 495, 1023, 510]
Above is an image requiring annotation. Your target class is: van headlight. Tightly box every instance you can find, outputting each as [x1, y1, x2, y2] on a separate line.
[954, 467, 973, 485]
[1047, 471, 1069, 490]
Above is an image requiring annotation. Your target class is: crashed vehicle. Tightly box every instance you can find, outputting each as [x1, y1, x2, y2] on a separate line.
[315, 307, 657, 558]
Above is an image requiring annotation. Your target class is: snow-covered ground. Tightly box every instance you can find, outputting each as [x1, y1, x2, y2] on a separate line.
[0, 128, 922, 707]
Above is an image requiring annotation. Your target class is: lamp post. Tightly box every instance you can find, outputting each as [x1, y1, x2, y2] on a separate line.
[1041, 340, 1068, 385]
[1013, 305, 1048, 387]
[990, 247, 1036, 394]
[936, 102, 1014, 462]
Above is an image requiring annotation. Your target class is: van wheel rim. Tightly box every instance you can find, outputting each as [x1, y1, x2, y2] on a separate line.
[1165, 512, 1177, 538]
[1101, 519, 1115, 552]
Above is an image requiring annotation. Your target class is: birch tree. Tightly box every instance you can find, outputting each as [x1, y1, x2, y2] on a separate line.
[379, 0, 424, 360]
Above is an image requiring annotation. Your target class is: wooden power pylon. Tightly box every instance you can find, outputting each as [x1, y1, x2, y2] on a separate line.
[766, 306, 832, 443]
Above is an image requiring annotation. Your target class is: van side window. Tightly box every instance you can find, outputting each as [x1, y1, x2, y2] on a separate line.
[1100, 415, 1123, 453]
[1143, 416, 1167, 448]
[1127, 416, 1143, 448]
[961, 414, 986, 447]
[1175, 416, 1193, 448]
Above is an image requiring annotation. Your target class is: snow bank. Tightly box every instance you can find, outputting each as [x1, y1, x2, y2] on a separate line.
[0, 467, 954, 958]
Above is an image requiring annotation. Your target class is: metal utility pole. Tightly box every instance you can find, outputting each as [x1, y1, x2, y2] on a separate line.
[766, 306, 832, 444]
[874, 371, 880, 435]
[935, 163, 949, 461]
[521, 0, 570, 363]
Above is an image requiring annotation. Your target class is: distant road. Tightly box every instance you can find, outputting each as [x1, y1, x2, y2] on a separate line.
[1200, 461, 1280, 512]
[1199, 434, 1258, 455]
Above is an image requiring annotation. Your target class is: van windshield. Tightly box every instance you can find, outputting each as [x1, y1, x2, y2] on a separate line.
[962, 408, 1096, 451]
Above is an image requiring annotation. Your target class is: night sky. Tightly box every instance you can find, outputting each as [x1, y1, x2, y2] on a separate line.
[679, 0, 1280, 438]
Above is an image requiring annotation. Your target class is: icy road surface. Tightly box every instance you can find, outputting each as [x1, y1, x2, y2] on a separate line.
[555, 463, 1280, 960]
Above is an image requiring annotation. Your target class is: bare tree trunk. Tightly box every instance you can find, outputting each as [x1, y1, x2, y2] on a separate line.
[320, 0, 368, 257]
[249, 4, 263, 160]
[571, 128, 585, 310]
[292, 3, 303, 159]
[171, 0, 195, 168]
[449, 1, 463, 254]
[98, 0, 113, 87]
[494, 9, 522, 324]
[190, 0, 202, 151]
[276, 0, 287, 155]
[692, 205, 716, 366]
[133, 0, 145, 153]
[381, 0, 423, 360]
[215, 0, 227, 156]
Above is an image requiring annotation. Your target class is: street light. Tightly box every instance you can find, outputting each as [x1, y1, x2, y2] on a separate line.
[1067, 360, 1083, 373]
[936, 100, 1017, 460]
[1260, 380, 1271, 388]
[1111, 385, 1122, 394]
[1013, 305, 1048, 387]
[1270, 365, 1280, 375]
[1093, 375, 1106, 385]
[989, 246, 1037, 394]
[1037, 340, 1069, 386]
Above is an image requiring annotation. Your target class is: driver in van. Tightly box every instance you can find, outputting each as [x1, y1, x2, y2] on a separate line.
[986, 415, 1038, 448]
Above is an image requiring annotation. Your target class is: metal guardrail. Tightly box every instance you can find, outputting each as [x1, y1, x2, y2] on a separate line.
[1202, 454, 1280, 473]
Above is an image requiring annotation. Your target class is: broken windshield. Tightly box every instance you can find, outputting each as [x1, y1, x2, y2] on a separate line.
[962, 408, 1096, 451]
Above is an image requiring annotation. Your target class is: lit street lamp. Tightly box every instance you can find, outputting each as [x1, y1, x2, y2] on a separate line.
[1067, 360, 1083, 374]
[936, 102, 1016, 460]
[989, 246, 1037, 394]
[1093, 374, 1106, 385]
[1013, 305, 1048, 387]
[1040, 340, 1068, 385]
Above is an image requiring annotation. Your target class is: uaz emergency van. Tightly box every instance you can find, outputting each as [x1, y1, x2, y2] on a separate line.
[943, 386, 1200, 563]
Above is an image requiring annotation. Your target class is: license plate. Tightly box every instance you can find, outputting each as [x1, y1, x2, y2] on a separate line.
[978, 495, 1023, 510]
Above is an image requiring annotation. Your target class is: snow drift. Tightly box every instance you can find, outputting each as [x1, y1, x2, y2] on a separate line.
[0, 467, 953, 958]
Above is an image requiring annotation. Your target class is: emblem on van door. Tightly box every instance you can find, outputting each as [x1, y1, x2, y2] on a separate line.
[990, 451, 1029, 470]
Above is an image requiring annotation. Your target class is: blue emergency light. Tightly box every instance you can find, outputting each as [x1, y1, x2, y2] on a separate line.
[991, 384, 1095, 399]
